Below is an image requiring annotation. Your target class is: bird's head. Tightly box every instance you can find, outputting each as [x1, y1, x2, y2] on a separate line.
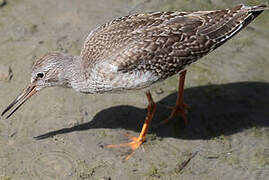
[31, 52, 73, 90]
[1, 52, 74, 119]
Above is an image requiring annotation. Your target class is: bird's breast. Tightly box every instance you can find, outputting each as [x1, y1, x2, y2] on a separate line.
[77, 61, 160, 93]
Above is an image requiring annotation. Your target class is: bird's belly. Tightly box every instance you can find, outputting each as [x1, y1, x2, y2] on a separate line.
[83, 65, 160, 93]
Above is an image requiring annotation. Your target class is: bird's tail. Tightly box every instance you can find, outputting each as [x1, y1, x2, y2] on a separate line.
[242, 3, 268, 26]
[204, 3, 268, 49]
[248, 3, 269, 12]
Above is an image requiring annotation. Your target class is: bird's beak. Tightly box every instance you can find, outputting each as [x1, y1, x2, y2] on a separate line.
[1, 82, 38, 119]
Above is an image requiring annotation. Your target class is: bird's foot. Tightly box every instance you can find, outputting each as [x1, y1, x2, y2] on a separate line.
[161, 102, 189, 126]
[105, 132, 145, 160]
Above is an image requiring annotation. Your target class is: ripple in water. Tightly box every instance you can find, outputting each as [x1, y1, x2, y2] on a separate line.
[28, 150, 77, 180]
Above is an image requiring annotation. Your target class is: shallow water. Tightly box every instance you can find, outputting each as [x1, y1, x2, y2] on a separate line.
[0, 0, 268, 179]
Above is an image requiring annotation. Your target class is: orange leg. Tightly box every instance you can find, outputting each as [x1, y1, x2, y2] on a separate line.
[106, 91, 156, 160]
[162, 70, 189, 125]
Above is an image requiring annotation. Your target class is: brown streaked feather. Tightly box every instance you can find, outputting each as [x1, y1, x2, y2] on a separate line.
[32, 52, 63, 71]
[80, 12, 187, 68]
[81, 4, 268, 79]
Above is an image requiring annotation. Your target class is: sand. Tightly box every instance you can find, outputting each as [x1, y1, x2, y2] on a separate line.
[0, 0, 268, 179]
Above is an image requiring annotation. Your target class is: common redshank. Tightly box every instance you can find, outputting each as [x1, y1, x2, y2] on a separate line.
[2, 4, 268, 159]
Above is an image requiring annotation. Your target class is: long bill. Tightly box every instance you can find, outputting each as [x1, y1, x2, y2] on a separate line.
[1, 83, 37, 119]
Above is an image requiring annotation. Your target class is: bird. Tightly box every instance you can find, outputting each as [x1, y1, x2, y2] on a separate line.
[1, 3, 268, 160]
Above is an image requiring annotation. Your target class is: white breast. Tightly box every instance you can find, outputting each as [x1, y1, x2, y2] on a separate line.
[76, 61, 160, 93]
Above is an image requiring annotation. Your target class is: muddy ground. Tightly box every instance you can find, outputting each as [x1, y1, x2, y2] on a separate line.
[0, 0, 268, 179]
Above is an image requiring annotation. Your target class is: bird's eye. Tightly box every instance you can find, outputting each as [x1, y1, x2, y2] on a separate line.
[37, 72, 44, 78]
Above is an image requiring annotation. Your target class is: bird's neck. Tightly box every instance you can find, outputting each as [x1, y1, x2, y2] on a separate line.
[62, 55, 87, 91]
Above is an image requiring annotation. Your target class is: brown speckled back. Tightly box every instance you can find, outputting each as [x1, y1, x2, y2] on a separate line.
[80, 4, 267, 81]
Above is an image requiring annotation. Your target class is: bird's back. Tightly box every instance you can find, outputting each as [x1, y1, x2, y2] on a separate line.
[78, 4, 267, 93]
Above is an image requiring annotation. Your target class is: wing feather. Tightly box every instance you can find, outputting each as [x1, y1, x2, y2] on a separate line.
[80, 4, 267, 79]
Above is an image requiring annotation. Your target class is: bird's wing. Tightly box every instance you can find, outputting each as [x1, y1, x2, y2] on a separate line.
[80, 11, 189, 69]
[81, 4, 267, 79]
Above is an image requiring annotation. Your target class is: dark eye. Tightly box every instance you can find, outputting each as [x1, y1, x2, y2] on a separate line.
[37, 72, 44, 78]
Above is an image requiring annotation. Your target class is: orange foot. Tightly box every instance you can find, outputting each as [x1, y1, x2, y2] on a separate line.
[161, 102, 189, 126]
[106, 91, 155, 160]
[158, 70, 189, 126]
[105, 133, 145, 160]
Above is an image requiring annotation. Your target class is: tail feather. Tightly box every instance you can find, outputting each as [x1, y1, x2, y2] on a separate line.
[248, 3, 269, 12]
[242, 3, 268, 29]
[204, 3, 268, 49]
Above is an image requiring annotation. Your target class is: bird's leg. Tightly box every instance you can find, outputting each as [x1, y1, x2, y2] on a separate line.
[162, 70, 189, 125]
[105, 91, 156, 160]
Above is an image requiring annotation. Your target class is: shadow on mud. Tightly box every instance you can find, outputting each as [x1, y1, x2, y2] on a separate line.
[35, 82, 269, 140]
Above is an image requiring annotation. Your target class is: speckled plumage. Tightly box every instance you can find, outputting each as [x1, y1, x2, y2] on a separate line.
[2, 4, 268, 119]
[77, 3, 267, 93]
[1, 4, 268, 159]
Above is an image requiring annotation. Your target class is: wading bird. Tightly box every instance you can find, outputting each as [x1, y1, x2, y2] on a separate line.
[2, 3, 268, 159]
